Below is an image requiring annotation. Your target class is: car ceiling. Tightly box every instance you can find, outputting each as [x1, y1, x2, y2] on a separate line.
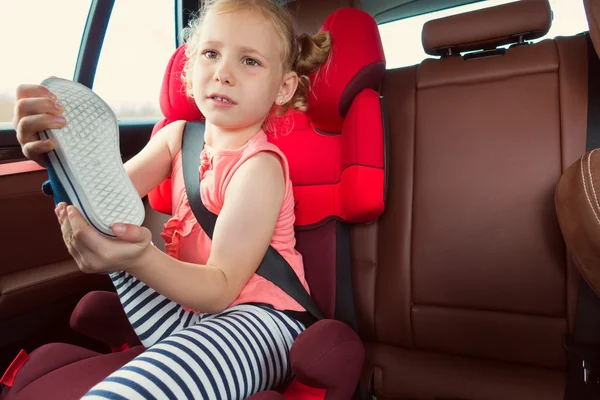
[281, 0, 487, 25]
[358, 0, 485, 24]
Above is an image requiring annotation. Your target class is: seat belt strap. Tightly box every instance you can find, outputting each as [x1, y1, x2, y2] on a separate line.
[181, 121, 324, 321]
[564, 32, 600, 399]
[333, 222, 358, 331]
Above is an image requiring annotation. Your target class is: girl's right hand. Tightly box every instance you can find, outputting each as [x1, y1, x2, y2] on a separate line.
[13, 82, 66, 167]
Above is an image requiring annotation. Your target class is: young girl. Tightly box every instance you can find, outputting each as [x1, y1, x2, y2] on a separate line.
[13, 0, 331, 398]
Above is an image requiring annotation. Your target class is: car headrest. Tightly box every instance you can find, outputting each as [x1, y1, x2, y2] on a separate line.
[159, 45, 203, 122]
[306, 8, 385, 133]
[157, 8, 385, 133]
[422, 0, 552, 57]
[556, 150, 600, 297]
[585, 0, 600, 55]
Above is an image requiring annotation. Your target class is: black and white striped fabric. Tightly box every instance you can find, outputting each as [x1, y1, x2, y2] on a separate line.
[81, 271, 305, 399]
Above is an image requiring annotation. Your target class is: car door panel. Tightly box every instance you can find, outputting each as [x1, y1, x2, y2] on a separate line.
[0, 122, 154, 371]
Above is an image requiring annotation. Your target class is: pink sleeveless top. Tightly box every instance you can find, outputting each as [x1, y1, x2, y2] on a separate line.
[160, 129, 308, 312]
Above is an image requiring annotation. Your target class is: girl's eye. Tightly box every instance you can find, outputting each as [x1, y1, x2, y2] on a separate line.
[204, 50, 218, 59]
[243, 58, 260, 67]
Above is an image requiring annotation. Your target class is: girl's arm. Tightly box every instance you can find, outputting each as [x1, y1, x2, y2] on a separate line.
[124, 120, 185, 198]
[127, 151, 285, 313]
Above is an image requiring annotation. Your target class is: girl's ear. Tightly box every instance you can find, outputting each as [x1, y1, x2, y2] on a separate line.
[277, 71, 298, 105]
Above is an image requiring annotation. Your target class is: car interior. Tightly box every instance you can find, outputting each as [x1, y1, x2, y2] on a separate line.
[1, 0, 600, 399]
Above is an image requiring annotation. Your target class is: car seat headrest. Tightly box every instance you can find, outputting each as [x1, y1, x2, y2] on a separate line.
[422, 0, 552, 57]
[556, 150, 600, 297]
[159, 8, 385, 133]
[159, 45, 203, 122]
[307, 8, 385, 134]
[149, 7, 387, 225]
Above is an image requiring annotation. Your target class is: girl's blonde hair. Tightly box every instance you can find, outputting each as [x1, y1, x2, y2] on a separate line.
[181, 0, 331, 116]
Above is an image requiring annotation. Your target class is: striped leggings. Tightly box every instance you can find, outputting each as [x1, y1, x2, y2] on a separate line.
[81, 271, 305, 399]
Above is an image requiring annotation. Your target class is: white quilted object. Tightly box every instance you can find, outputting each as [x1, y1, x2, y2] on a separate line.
[40, 78, 145, 237]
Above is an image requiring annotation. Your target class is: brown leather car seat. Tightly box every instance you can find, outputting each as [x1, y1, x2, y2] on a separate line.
[352, 1, 592, 398]
[570, 0, 600, 302]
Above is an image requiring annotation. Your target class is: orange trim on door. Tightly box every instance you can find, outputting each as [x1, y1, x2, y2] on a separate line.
[0, 161, 45, 176]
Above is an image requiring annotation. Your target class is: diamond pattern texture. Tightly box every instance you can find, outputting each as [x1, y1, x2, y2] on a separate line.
[43, 79, 144, 230]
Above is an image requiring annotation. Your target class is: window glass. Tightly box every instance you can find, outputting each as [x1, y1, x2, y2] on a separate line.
[0, 1, 92, 122]
[92, 0, 176, 119]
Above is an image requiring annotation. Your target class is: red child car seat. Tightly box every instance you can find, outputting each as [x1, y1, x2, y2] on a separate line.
[1, 8, 387, 400]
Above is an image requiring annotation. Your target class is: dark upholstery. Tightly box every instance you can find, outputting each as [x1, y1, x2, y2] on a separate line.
[70, 291, 141, 350]
[2, 344, 143, 400]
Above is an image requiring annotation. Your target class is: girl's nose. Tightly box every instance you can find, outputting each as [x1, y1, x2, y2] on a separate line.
[214, 61, 234, 85]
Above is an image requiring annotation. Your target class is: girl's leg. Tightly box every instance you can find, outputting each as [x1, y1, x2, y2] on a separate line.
[81, 304, 305, 400]
[109, 271, 202, 348]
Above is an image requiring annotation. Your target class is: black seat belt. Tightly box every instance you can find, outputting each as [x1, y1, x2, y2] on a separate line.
[181, 121, 324, 322]
[563, 32, 600, 399]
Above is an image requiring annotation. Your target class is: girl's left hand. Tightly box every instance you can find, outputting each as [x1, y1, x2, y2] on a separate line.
[55, 202, 152, 274]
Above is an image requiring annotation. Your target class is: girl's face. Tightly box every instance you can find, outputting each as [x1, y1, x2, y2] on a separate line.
[192, 8, 297, 131]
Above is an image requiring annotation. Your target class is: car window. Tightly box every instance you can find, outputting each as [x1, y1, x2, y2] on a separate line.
[92, 0, 175, 119]
[379, 0, 589, 69]
[0, 1, 92, 123]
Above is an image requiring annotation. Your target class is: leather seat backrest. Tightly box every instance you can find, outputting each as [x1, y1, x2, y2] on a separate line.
[146, 8, 387, 319]
[354, 1, 591, 398]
